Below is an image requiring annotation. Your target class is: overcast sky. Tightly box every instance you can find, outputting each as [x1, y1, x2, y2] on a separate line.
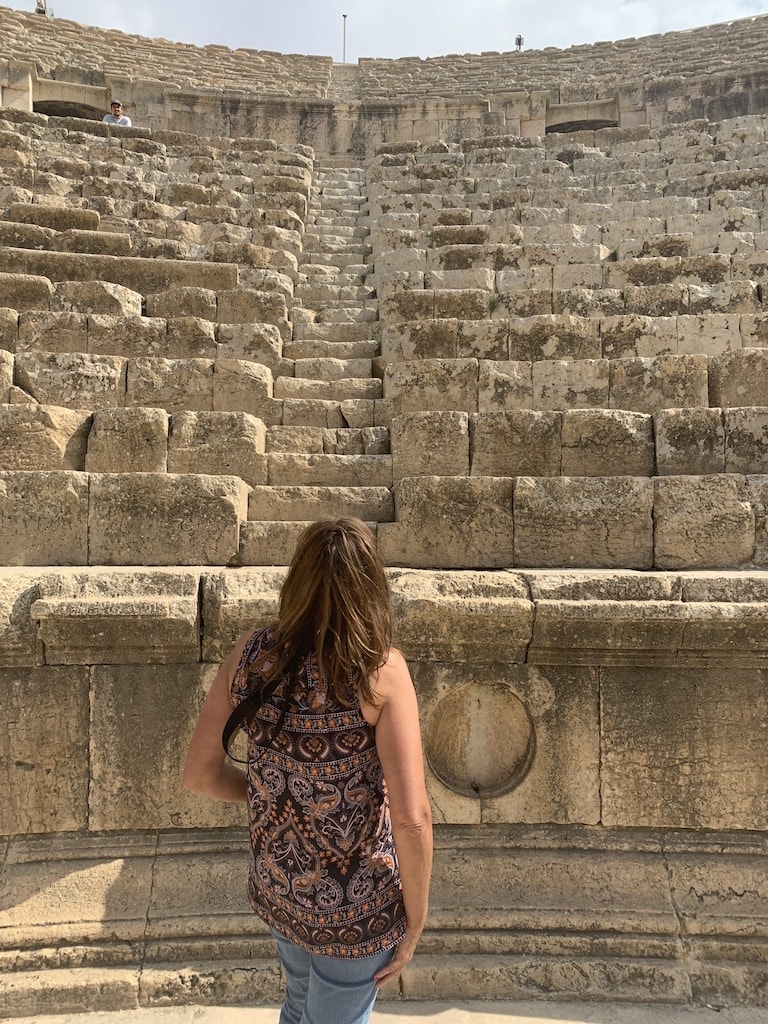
[4, 0, 765, 61]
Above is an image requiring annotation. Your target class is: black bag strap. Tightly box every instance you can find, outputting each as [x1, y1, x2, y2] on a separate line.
[222, 692, 262, 763]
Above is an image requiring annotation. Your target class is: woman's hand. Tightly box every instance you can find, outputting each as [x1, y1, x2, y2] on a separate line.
[373, 928, 420, 988]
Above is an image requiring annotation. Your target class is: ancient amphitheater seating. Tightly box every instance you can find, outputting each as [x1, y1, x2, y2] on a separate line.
[3, 7, 768, 1014]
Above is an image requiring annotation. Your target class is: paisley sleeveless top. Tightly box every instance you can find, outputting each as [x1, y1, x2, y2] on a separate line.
[231, 626, 406, 957]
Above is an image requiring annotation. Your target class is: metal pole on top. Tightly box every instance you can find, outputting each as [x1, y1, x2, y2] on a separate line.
[343, 14, 347, 63]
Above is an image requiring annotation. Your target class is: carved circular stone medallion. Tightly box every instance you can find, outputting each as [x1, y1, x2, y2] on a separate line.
[425, 681, 535, 798]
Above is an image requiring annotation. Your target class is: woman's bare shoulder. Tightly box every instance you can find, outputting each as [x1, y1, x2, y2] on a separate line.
[373, 647, 412, 698]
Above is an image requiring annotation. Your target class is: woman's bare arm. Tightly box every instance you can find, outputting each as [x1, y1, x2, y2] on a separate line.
[370, 648, 433, 988]
[182, 632, 251, 803]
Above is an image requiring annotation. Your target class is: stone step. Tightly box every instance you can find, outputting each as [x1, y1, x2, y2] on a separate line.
[0, 246, 238, 296]
[5, 202, 100, 231]
[274, 375, 382, 401]
[282, 337, 380, 359]
[247, 484, 393, 522]
[292, 321, 380, 342]
[381, 312, 765, 362]
[9, 402, 768, 480]
[301, 250, 373, 268]
[266, 452, 392, 487]
[315, 305, 379, 324]
[292, 356, 376, 379]
[266, 424, 389, 455]
[0, 219, 133, 257]
[0, 824, 763, 1014]
[378, 472, 768, 571]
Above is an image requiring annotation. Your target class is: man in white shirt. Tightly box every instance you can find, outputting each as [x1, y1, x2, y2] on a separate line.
[102, 101, 132, 126]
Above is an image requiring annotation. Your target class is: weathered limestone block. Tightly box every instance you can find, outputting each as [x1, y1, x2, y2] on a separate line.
[30, 568, 200, 664]
[266, 426, 324, 454]
[688, 281, 760, 315]
[384, 358, 478, 414]
[52, 281, 143, 316]
[8, 202, 99, 231]
[601, 665, 768, 829]
[0, 273, 52, 311]
[164, 317, 217, 359]
[0, 666, 89, 833]
[710, 349, 768, 407]
[0, 307, 17, 352]
[740, 313, 768, 348]
[390, 412, 469, 480]
[0, 569, 43, 667]
[85, 407, 169, 473]
[555, 286, 624, 318]
[0, 471, 88, 565]
[282, 400, 345, 429]
[477, 360, 532, 412]
[88, 473, 250, 566]
[376, 270, 425, 301]
[456, 319, 509, 360]
[725, 408, 768, 475]
[606, 256, 682, 288]
[623, 283, 688, 316]
[17, 310, 88, 354]
[389, 569, 532, 662]
[429, 243, 522, 272]
[433, 289, 491, 320]
[146, 287, 217, 321]
[416, 661, 599, 825]
[268, 453, 392, 487]
[471, 410, 561, 477]
[655, 408, 725, 475]
[609, 354, 708, 413]
[514, 477, 654, 569]
[59, 229, 131, 257]
[126, 357, 214, 412]
[654, 475, 754, 570]
[89, 663, 242, 830]
[275, 377, 381, 402]
[0, 404, 90, 471]
[379, 289, 435, 323]
[379, 477, 515, 569]
[381, 319, 459, 360]
[533, 359, 610, 411]
[213, 359, 280, 424]
[599, 314, 677, 359]
[87, 315, 167, 359]
[0, 349, 13, 403]
[561, 409, 654, 477]
[676, 314, 740, 356]
[249, 484, 392, 523]
[15, 351, 127, 409]
[526, 570, 685, 666]
[216, 288, 288, 333]
[215, 323, 284, 371]
[509, 314, 600, 362]
[200, 568, 284, 663]
[239, 520, 315, 568]
[747, 476, 768, 567]
[169, 411, 267, 486]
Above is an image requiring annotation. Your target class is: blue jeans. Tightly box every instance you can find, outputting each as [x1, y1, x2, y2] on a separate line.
[271, 928, 395, 1024]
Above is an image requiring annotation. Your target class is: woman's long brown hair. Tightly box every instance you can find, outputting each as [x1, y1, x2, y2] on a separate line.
[250, 518, 392, 710]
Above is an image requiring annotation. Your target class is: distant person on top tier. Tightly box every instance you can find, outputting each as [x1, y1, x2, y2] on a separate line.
[102, 101, 132, 126]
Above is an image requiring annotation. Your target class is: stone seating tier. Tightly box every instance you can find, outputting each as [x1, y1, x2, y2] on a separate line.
[0, 7, 334, 97]
[0, 467, 767, 571]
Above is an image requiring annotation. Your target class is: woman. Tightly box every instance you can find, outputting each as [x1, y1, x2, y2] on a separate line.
[183, 518, 433, 1024]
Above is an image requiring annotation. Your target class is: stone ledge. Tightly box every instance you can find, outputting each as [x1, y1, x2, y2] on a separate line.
[5, 568, 768, 667]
